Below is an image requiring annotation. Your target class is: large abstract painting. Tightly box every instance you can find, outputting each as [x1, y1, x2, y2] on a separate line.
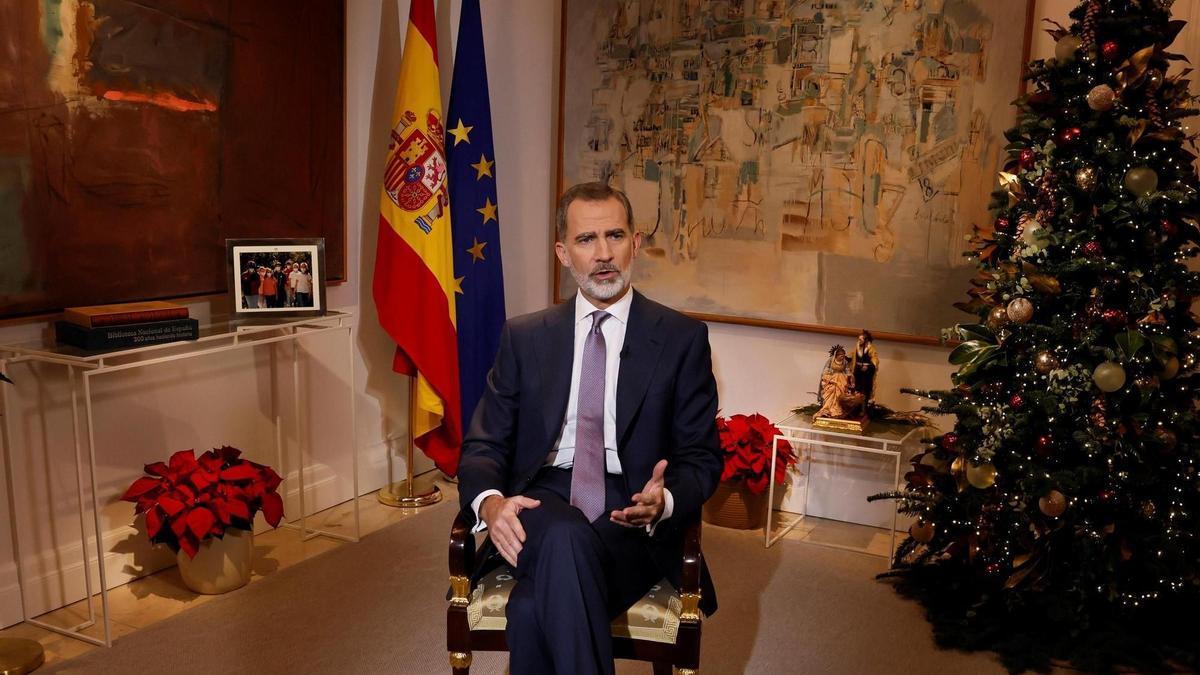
[557, 0, 1033, 341]
[0, 0, 344, 318]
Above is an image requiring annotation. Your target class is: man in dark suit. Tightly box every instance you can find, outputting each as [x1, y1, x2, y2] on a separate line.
[458, 182, 722, 675]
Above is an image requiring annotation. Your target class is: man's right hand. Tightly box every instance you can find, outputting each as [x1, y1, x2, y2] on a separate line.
[480, 494, 541, 567]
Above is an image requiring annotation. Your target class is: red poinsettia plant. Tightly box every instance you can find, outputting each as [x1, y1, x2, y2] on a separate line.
[716, 413, 797, 495]
[121, 446, 284, 558]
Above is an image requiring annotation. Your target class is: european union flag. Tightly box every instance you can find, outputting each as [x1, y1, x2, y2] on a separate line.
[447, 0, 505, 429]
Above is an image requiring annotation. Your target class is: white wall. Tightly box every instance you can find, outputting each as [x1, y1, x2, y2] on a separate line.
[4, 0, 1198, 628]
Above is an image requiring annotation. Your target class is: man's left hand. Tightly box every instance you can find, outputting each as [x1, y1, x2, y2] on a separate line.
[610, 459, 667, 528]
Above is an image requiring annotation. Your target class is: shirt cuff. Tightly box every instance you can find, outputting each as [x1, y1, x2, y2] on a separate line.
[471, 489, 503, 533]
[646, 487, 674, 537]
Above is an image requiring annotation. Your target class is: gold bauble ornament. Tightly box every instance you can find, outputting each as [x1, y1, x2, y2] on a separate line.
[1075, 166, 1098, 191]
[1141, 501, 1157, 519]
[1055, 35, 1082, 62]
[1035, 351, 1059, 375]
[1160, 355, 1180, 380]
[1093, 361, 1126, 392]
[951, 455, 968, 493]
[1007, 297, 1034, 324]
[987, 306, 1010, 329]
[920, 451, 949, 472]
[910, 520, 936, 544]
[1086, 84, 1117, 112]
[1020, 218, 1046, 246]
[966, 461, 998, 489]
[1038, 490, 1068, 518]
[1124, 166, 1158, 196]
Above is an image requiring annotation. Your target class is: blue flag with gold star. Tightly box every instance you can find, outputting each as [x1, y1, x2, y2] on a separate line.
[447, 0, 505, 429]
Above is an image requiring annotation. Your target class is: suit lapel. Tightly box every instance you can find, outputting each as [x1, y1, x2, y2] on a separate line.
[537, 301, 575, 447]
[616, 291, 665, 445]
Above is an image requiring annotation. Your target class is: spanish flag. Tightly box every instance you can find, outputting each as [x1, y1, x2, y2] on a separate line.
[373, 0, 460, 476]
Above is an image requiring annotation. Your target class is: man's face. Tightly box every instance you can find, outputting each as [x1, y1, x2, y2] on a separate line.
[554, 197, 641, 306]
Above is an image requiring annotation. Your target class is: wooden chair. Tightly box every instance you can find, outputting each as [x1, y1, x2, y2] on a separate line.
[447, 511, 705, 674]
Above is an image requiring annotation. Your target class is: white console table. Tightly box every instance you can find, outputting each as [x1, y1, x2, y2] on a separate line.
[766, 412, 933, 563]
[0, 311, 359, 647]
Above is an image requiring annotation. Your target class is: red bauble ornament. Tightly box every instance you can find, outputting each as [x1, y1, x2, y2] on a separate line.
[1009, 393, 1025, 409]
[994, 216, 1013, 235]
[1101, 308, 1128, 328]
[1101, 40, 1120, 62]
[1082, 240, 1104, 258]
[1036, 434, 1055, 456]
[940, 433, 959, 450]
[1019, 148, 1036, 170]
[1160, 219, 1179, 238]
[1099, 489, 1116, 503]
[1057, 127, 1083, 145]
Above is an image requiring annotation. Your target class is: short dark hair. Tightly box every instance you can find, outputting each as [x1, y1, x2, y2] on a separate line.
[556, 182, 634, 241]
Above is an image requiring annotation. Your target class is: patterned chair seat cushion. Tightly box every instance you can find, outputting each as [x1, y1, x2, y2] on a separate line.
[466, 567, 685, 644]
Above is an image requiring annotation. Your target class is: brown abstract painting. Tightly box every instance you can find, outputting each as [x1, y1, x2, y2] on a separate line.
[0, 0, 344, 318]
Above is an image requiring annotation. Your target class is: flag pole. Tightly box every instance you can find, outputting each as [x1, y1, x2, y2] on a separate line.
[377, 377, 443, 507]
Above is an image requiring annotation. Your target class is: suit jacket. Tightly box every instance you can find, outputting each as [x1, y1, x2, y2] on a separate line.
[457, 290, 722, 615]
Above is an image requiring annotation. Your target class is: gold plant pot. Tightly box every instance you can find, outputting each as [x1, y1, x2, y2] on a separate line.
[702, 480, 769, 530]
[177, 527, 253, 594]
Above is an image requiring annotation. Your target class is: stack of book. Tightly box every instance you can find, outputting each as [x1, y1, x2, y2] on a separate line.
[56, 301, 199, 351]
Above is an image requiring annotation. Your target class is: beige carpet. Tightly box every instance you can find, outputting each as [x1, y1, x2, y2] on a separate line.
[45, 501, 1011, 674]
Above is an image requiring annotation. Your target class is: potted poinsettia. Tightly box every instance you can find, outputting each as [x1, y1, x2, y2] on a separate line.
[121, 446, 284, 594]
[703, 413, 797, 529]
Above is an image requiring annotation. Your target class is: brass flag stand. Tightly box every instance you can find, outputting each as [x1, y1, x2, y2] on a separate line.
[0, 637, 44, 675]
[378, 377, 443, 507]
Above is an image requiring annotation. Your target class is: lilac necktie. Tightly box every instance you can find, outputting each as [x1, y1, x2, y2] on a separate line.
[571, 310, 610, 522]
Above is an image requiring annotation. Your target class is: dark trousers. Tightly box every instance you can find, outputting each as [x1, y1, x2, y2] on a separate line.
[505, 467, 662, 675]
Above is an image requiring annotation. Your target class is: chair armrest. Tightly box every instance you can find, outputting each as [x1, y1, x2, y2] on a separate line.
[449, 510, 477, 605]
[679, 516, 703, 622]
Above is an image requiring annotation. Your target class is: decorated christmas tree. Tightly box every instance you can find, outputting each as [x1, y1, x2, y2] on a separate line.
[875, 0, 1200, 669]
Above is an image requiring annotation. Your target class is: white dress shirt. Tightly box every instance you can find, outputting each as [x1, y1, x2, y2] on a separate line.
[472, 289, 673, 533]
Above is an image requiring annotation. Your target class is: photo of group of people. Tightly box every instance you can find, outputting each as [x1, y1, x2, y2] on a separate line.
[240, 255, 314, 308]
[227, 239, 325, 317]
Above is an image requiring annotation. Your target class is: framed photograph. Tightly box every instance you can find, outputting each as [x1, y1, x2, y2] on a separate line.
[225, 238, 326, 318]
[555, 0, 1036, 344]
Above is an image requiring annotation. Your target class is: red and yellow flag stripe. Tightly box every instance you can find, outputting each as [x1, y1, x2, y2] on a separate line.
[372, 0, 461, 475]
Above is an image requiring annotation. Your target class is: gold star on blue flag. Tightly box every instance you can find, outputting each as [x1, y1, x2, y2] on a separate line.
[448, 0, 505, 427]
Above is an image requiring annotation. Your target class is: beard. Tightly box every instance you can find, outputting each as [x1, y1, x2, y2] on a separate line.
[569, 261, 631, 301]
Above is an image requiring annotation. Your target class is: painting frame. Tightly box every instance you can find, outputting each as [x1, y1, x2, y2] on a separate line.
[225, 238, 327, 320]
[554, 0, 1037, 345]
